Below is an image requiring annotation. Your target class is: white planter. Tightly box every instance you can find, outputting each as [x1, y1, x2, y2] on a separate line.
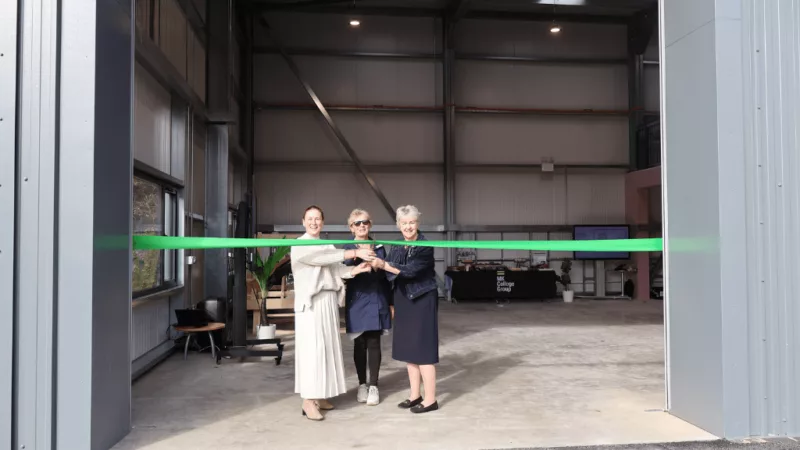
[562, 290, 574, 303]
[257, 323, 276, 339]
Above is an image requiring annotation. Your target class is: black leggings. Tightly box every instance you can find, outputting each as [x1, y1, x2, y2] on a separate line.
[354, 330, 382, 386]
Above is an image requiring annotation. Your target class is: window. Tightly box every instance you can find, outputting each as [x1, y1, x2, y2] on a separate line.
[133, 175, 178, 296]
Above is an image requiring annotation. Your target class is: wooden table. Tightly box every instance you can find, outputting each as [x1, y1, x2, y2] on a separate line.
[175, 322, 226, 363]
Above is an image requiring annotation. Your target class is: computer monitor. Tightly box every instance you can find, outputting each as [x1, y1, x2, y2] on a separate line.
[573, 225, 630, 260]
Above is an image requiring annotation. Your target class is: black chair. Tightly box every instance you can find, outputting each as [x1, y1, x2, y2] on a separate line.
[192, 297, 229, 355]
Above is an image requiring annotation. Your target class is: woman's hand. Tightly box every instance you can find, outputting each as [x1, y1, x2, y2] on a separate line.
[390, 306, 395, 319]
[350, 262, 372, 276]
[371, 257, 400, 275]
[354, 248, 376, 261]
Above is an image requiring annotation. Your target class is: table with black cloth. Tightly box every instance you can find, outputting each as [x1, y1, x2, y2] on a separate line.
[445, 269, 559, 301]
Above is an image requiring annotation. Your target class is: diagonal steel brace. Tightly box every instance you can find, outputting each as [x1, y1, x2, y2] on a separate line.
[258, 17, 396, 221]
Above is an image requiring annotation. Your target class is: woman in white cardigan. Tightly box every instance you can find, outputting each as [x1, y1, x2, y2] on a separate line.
[291, 205, 374, 421]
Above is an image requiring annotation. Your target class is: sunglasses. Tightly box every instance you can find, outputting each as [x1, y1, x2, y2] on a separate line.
[351, 220, 371, 227]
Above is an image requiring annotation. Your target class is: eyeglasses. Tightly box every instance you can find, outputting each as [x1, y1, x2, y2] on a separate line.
[351, 220, 371, 227]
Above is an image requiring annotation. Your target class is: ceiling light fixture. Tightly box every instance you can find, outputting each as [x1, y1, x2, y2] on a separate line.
[349, 19, 360, 26]
[549, 0, 561, 34]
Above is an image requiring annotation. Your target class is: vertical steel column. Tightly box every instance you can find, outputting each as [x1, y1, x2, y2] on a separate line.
[16, 0, 59, 447]
[628, 51, 644, 169]
[443, 18, 457, 269]
[205, 125, 230, 300]
[244, 15, 255, 195]
[0, 0, 17, 446]
[627, 6, 656, 171]
[205, 0, 233, 300]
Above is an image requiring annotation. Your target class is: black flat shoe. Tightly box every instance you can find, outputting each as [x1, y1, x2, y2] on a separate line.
[410, 401, 439, 414]
[397, 397, 423, 409]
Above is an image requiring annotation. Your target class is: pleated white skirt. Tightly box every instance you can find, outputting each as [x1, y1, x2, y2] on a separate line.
[294, 290, 347, 399]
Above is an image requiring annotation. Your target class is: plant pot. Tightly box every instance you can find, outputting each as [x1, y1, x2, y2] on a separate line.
[257, 323, 276, 339]
[562, 290, 574, 303]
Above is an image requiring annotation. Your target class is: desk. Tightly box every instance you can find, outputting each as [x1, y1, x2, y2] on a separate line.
[175, 322, 226, 364]
[445, 269, 558, 301]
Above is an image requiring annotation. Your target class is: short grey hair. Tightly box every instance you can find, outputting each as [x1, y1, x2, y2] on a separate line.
[347, 208, 371, 225]
[395, 205, 420, 223]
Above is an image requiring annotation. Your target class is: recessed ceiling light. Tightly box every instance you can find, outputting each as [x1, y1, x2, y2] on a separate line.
[349, 19, 360, 26]
[537, 0, 585, 5]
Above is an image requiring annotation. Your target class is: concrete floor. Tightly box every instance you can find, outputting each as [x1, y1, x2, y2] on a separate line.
[115, 300, 716, 450]
[511, 439, 800, 450]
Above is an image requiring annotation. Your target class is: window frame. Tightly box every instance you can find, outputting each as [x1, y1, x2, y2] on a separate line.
[132, 169, 181, 299]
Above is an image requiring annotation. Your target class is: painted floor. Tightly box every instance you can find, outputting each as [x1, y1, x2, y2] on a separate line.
[114, 300, 717, 450]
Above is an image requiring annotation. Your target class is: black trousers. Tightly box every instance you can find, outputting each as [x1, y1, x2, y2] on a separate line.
[354, 330, 382, 386]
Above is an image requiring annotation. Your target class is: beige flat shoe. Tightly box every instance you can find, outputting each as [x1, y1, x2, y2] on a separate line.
[302, 403, 324, 421]
[316, 399, 335, 411]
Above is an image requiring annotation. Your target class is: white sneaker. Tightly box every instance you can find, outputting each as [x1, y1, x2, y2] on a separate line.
[357, 384, 368, 403]
[366, 386, 380, 406]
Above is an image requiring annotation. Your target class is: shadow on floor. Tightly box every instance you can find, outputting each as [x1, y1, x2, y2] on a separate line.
[331, 349, 525, 411]
[118, 300, 676, 450]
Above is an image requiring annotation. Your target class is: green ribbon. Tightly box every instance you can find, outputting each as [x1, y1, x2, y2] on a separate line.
[133, 235, 663, 252]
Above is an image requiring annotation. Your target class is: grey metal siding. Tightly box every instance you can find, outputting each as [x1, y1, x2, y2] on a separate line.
[0, 0, 16, 444]
[743, 0, 800, 437]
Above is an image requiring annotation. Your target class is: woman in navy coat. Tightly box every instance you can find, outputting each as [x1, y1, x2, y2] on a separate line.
[342, 209, 393, 406]
[371, 205, 440, 414]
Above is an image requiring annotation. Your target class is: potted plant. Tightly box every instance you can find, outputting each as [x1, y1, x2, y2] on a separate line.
[251, 241, 291, 339]
[559, 259, 574, 303]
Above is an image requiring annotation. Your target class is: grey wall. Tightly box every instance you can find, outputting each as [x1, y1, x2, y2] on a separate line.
[741, 0, 800, 437]
[251, 12, 655, 295]
[253, 13, 630, 229]
[662, 0, 743, 436]
[13, 0, 135, 448]
[660, 0, 789, 439]
[253, 13, 443, 226]
[0, 0, 15, 446]
[15, 0, 62, 447]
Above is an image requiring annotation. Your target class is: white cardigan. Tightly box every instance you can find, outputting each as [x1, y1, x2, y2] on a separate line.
[290, 234, 354, 313]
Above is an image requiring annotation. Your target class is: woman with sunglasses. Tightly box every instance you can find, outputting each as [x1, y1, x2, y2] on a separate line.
[342, 209, 393, 406]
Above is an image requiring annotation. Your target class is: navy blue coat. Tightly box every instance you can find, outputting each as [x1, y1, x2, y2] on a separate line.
[385, 233, 439, 365]
[343, 241, 393, 333]
[385, 233, 438, 301]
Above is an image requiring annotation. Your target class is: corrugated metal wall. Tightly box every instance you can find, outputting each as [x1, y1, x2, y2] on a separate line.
[251, 12, 655, 294]
[252, 13, 631, 226]
[131, 297, 172, 360]
[743, 0, 800, 437]
[253, 13, 443, 226]
[663, 0, 799, 437]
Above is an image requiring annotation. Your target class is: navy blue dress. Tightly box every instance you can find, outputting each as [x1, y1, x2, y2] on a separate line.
[343, 242, 393, 334]
[386, 234, 439, 365]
